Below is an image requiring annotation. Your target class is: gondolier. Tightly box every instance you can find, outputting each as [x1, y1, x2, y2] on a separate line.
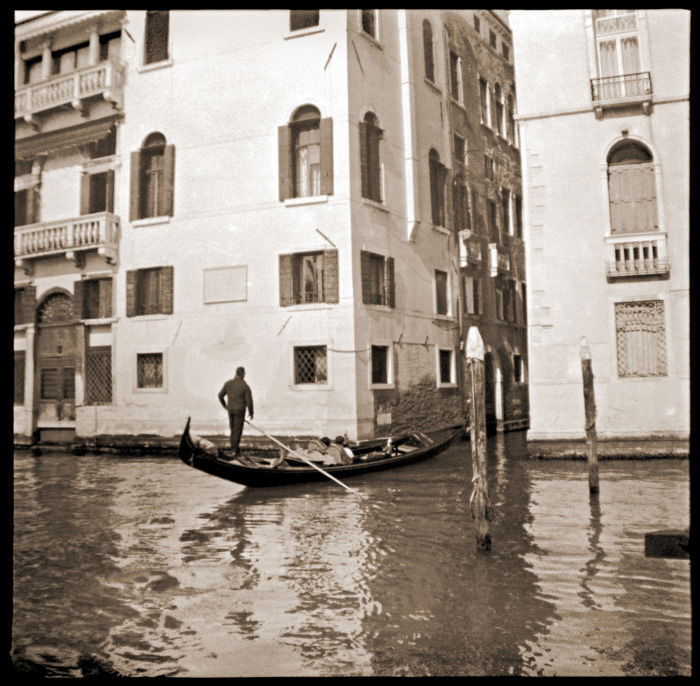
[218, 367, 254, 456]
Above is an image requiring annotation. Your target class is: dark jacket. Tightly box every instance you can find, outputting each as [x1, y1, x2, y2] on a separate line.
[218, 377, 253, 415]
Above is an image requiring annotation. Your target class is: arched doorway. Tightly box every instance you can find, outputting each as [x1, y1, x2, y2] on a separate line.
[35, 292, 78, 440]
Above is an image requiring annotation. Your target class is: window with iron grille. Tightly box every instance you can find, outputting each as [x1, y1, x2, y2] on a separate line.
[371, 345, 390, 385]
[86, 347, 112, 404]
[294, 345, 327, 384]
[290, 10, 319, 31]
[435, 269, 450, 315]
[615, 300, 667, 377]
[14, 352, 25, 404]
[137, 352, 163, 389]
[144, 10, 169, 64]
[438, 349, 455, 384]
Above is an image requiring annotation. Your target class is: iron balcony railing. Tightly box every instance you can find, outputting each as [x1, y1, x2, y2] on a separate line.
[591, 71, 652, 103]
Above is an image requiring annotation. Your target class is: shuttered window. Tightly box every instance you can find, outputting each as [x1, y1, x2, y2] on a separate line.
[14, 352, 25, 404]
[279, 250, 339, 306]
[423, 20, 434, 82]
[130, 132, 175, 220]
[279, 107, 333, 200]
[429, 149, 447, 227]
[126, 267, 174, 316]
[359, 112, 383, 202]
[144, 10, 169, 64]
[80, 171, 114, 215]
[361, 251, 395, 308]
[14, 286, 37, 325]
[77, 278, 113, 319]
[615, 300, 667, 377]
[290, 10, 319, 31]
[608, 146, 657, 234]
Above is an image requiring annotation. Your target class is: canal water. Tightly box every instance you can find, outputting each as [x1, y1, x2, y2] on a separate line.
[12, 433, 690, 677]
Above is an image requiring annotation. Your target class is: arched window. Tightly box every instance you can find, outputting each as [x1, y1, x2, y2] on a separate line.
[131, 132, 175, 220]
[279, 106, 334, 200]
[429, 148, 447, 227]
[423, 20, 435, 82]
[494, 83, 504, 136]
[360, 112, 383, 202]
[607, 140, 657, 234]
[37, 292, 74, 323]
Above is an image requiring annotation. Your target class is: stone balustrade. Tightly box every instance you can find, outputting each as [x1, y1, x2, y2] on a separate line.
[606, 232, 669, 278]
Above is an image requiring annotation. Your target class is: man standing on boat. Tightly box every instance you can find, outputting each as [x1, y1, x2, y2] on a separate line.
[218, 367, 254, 456]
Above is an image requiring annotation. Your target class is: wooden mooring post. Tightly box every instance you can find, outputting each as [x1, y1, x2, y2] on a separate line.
[580, 338, 599, 495]
[466, 327, 492, 551]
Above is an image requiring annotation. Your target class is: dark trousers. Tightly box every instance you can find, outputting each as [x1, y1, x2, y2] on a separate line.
[228, 410, 246, 453]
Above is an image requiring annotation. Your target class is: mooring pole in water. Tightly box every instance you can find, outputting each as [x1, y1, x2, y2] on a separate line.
[466, 326, 492, 551]
[580, 337, 599, 496]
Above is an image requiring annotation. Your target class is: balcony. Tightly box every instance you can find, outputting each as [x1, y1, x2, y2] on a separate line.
[458, 232, 482, 268]
[605, 232, 669, 280]
[15, 212, 119, 274]
[488, 243, 510, 277]
[15, 60, 124, 125]
[591, 72, 652, 119]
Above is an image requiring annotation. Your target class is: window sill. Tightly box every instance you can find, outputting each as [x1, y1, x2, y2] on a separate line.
[284, 195, 328, 207]
[450, 97, 466, 111]
[138, 58, 173, 74]
[14, 323, 32, 332]
[285, 302, 335, 311]
[134, 387, 168, 393]
[425, 78, 442, 95]
[291, 383, 333, 391]
[437, 382, 458, 389]
[360, 31, 383, 50]
[361, 197, 389, 213]
[434, 314, 456, 322]
[132, 216, 171, 228]
[364, 303, 393, 312]
[82, 317, 117, 326]
[370, 383, 395, 391]
[127, 314, 170, 321]
[284, 25, 326, 40]
[432, 224, 451, 235]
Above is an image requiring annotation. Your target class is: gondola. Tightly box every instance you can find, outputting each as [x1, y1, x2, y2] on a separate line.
[178, 417, 464, 488]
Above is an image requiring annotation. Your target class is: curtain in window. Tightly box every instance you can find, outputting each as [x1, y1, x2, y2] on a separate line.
[300, 253, 323, 303]
[294, 127, 321, 197]
[598, 39, 618, 77]
[620, 37, 640, 75]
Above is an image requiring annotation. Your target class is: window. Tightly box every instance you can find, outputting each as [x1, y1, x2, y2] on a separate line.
[513, 354, 523, 383]
[14, 187, 38, 227]
[144, 10, 169, 64]
[435, 269, 450, 316]
[453, 134, 465, 170]
[99, 30, 122, 62]
[52, 41, 90, 75]
[23, 56, 42, 85]
[473, 15, 480, 33]
[15, 159, 33, 177]
[90, 127, 117, 159]
[487, 199, 499, 242]
[14, 286, 36, 326]
[360, 112, 383, 202]
[494, 83, 504, 136]
[502, 188, 511, 235]
[279, 250, 339, 306]
[429, 148, 447, 227]
[506, 93, 515, 144]
[137, 352, 163, 389]
[361, 251, 395, 307]
[489, 30, 497, 49]
[505, 280, 516, 322]
[514, 195, 523, 238]
[290, 10, 319, 32]
[453, 182, 470, 232]
[78, 278, 113, 319]
[279, 106, 333, 200]
[462, 276, 481, 315]
[130, 132, 175, 220]
[361, 10, 377, 38]
[484, 154, 495, 181]
[14, 352, 25, 404]
[449, 51, 463, 102]
[479, 77, 490, 125]
[86, 347, 112, 404]
[615, 300, 667, 377]
[126, 266, 174, 316]
[371, 345, 390, 385]
[502, 42, 510, 61]
[607, 141, 657, 234]
[495, 285, 504, 321]
[294, 345, 327, 384]
[423, 20, 435, 82]
[438, 349, 455, 385]
[81, 171, 114, 215]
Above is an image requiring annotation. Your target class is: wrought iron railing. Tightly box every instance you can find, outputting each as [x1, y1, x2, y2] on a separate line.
[591, 71, 652, 102]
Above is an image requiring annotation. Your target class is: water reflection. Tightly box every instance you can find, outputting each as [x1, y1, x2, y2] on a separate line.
[13, 439, 690, 677]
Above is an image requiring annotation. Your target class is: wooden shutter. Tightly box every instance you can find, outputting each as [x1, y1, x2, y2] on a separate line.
[279, 254, 294, 306]
[319, 117, 334, 196]
[322, 250, 339, 304]
[386, 256, 395, 308]
[360, 250, 371, 304]
[126, 270, 137, 317]
[160, 145, 175, 217]
[80, 173, 90, 215]
[28, 186, 40, 224]
[129, 150, 141, 221]
[73, 279, 85, 319]
[106, 169, 115, 213]
[359, 121, 369, 199]
[101, 278, 113, 318]
[278, 125, 291, 201]
[160, 266, 174, 314]
[368, 124, 382, 202]
[21, 285, 36, 325]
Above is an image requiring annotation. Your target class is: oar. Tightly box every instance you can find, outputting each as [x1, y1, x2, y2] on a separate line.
[244, 419, 366, 498]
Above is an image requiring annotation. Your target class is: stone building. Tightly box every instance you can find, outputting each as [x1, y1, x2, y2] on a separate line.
[14, 9, 526, 446]
[509, 9, 689, 444]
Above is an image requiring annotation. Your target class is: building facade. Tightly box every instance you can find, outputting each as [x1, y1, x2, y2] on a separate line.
[14, 9, 526, 445]
[509, 9, 689, 442]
